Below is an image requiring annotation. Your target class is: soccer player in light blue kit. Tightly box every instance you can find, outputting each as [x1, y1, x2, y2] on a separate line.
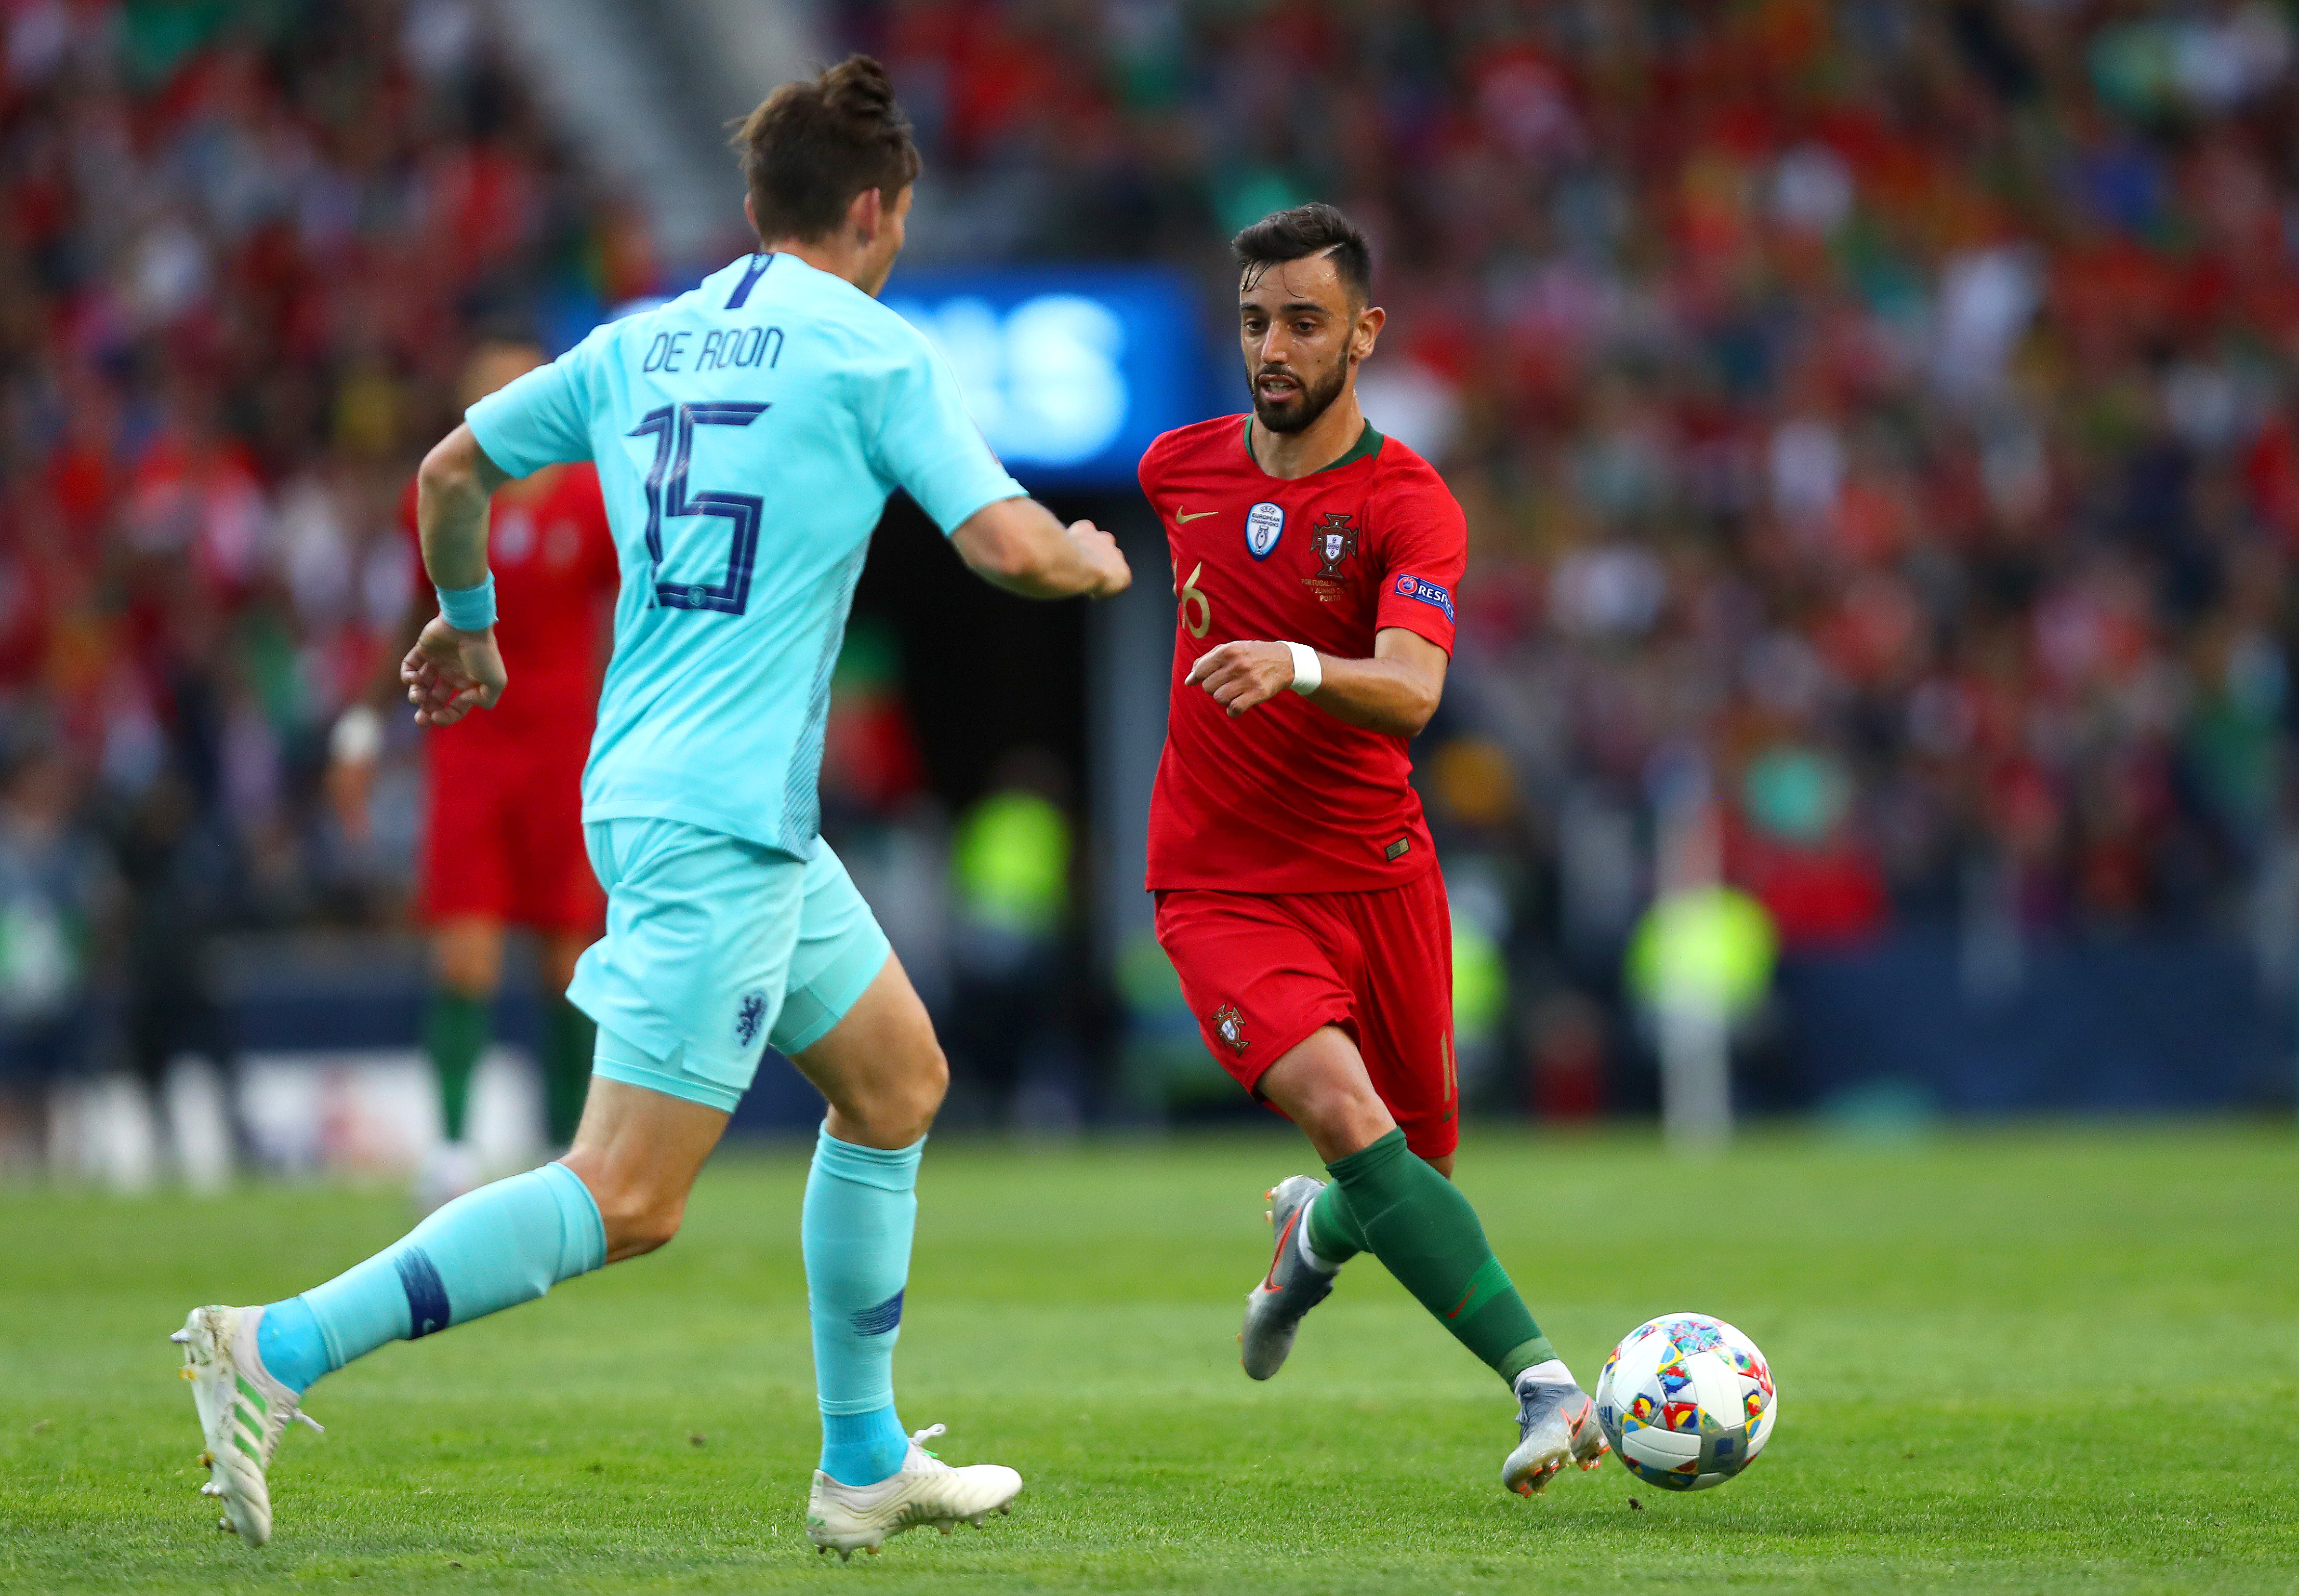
[170, 58, 1130, 1559]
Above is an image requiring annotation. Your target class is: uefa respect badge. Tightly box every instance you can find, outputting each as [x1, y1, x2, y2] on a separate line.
[1393, 573, 1455, 623]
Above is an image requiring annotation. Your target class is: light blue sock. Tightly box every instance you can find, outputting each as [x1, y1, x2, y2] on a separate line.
[259, 1162, 605, 1393]
[822, 1406, 910, 1486]
[255, 1297, 328, 1395]
[804, 1124, 922, 1486]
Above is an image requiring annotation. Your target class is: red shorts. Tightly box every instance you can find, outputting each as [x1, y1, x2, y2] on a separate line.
[420, 720, 604, 936]
[1154, 868, 1458, 1160]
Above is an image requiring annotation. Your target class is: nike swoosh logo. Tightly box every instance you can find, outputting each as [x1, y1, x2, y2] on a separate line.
[1263, 1207, 1302, 1292]
[1175, 508, 1218, 522]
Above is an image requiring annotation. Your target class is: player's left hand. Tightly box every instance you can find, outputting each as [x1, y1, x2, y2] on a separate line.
[401, 617, 507, 727]
[1187, 640, 1297, 717]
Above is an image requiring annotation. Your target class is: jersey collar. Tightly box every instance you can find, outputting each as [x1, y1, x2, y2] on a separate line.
[1240, 416, 1385, 478]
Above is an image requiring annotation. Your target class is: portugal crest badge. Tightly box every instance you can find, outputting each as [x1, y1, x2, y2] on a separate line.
[1211, 1002, 1248, 1055]
[1310, 513, 1358, 578]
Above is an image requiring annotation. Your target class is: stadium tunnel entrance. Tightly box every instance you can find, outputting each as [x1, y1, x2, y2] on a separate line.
[851, 492, 1092, 818]
[724, 491, 1167, 1134]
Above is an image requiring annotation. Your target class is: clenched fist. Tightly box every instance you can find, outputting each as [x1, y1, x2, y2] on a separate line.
[1067, 519, 1132, 598]
[1187, 640, 1303, 717]
[401, 617, 507, 727]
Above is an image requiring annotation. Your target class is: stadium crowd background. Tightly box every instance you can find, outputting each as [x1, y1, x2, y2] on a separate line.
[5, 0, 2299, 1156]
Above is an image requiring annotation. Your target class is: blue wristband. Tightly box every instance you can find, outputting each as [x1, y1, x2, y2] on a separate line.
[436, 573, 496, 631]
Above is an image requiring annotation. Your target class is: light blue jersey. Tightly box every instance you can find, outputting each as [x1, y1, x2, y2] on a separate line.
[466, 253, 1023, 854]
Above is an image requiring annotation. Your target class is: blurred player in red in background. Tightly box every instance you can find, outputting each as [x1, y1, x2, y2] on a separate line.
[332, 337, 617, 1207]
[1141, 204, 1608, 1502]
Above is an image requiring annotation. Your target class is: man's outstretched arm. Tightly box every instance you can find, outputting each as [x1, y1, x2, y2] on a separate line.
[404, 423, 514, 726]
[951, 496, 1132, 600]
[1186, 627, 1449, 738]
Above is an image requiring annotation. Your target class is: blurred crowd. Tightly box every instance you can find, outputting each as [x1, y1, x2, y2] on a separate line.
[0, 0, 631, 1144]
[11, 0, 2299, 1140]
[842, 0, 2299, 1108]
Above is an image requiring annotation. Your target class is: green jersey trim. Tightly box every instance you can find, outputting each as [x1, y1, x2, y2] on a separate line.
[1240, 417, 1386, 476]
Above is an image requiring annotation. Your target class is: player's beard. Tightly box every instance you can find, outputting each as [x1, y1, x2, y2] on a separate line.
[1250, 355, 1349, 434]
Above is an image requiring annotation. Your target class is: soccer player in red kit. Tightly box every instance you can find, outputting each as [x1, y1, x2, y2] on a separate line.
[332, 338, 616, 1206]
[1140, 204, 1608, 1498]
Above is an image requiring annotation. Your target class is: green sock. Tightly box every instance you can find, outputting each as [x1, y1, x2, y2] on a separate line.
[426, 992, 489, 1143]
[543, 997, 596, 1146]
[1305, 1180, 1367, 1265]
[1325, 1129, 1556, 1385]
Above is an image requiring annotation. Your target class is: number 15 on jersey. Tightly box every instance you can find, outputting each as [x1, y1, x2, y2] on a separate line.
[628, 402, 770, 615]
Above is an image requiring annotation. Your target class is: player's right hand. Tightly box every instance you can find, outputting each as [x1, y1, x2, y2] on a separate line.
[1067, 519, 1132, 598]
[401, 617, 507, 727]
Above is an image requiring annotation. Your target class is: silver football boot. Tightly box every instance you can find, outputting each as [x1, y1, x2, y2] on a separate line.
[1501, 1370, 1609, 1496]
[1238, 1175, 1338, 1380]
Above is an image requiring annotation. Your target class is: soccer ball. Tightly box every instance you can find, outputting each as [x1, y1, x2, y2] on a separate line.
[1593, 1312, 1776, 1491]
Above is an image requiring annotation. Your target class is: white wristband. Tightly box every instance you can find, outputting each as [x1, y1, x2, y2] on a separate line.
[1284, 641, 1322, 696]
[330, 703, 382, 765]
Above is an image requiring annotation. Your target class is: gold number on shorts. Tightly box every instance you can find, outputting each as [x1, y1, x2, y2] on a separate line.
[1180, 560, 1210, 639]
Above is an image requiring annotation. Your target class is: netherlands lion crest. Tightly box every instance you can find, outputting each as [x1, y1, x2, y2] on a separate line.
[1310, 513, 1358, 578]
[1211, 1002, 1247, 1055]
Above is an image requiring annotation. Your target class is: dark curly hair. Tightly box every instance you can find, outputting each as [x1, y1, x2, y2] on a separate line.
[1233, 202, 1372, 304]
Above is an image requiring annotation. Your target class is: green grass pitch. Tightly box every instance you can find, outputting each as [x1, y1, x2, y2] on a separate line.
[5, 1124, 2296, 1593]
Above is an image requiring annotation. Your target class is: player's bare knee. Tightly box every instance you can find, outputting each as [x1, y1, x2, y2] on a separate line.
[1289, 1081, 1394, 1164]
[623, 1204, 684, 1257]
[435, 964, 496, 1000]
[860, 1055, 945, 1142]
[832, 1041, 944, 1146]
[432, 924, 503, 996]
[593, 1185, 685, 1258]
[539, 935, 587, 996]
[559, 1148, 684, 1258]
[911, 1039, 950, 1117]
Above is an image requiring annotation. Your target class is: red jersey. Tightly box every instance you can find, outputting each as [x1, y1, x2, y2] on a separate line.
[398, 462, 618, 743]
[1141, 416, 1466, 894]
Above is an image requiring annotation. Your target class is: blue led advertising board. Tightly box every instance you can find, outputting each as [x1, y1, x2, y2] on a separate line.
[881, 266, 1206, 492]
[569, 265, 1207, 494]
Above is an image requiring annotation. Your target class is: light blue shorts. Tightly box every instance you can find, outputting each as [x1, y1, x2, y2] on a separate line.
[567, 818, 892, 1114]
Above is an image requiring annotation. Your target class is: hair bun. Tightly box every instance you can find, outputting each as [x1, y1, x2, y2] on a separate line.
[821, 55, 896, 121]
[732, 55, 919, 243]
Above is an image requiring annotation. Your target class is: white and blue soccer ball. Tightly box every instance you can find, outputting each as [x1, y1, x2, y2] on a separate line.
[1593, 1312, 1776, 1491]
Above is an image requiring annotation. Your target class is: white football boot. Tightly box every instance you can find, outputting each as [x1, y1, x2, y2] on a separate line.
[170, 1304, 323, 1545]
[415, 1141, 479, 1215]
[1501, 1364, 1608, 1497]
[1238, 1175, 1337, 1379]
[804, 1424, 1021, 1561]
